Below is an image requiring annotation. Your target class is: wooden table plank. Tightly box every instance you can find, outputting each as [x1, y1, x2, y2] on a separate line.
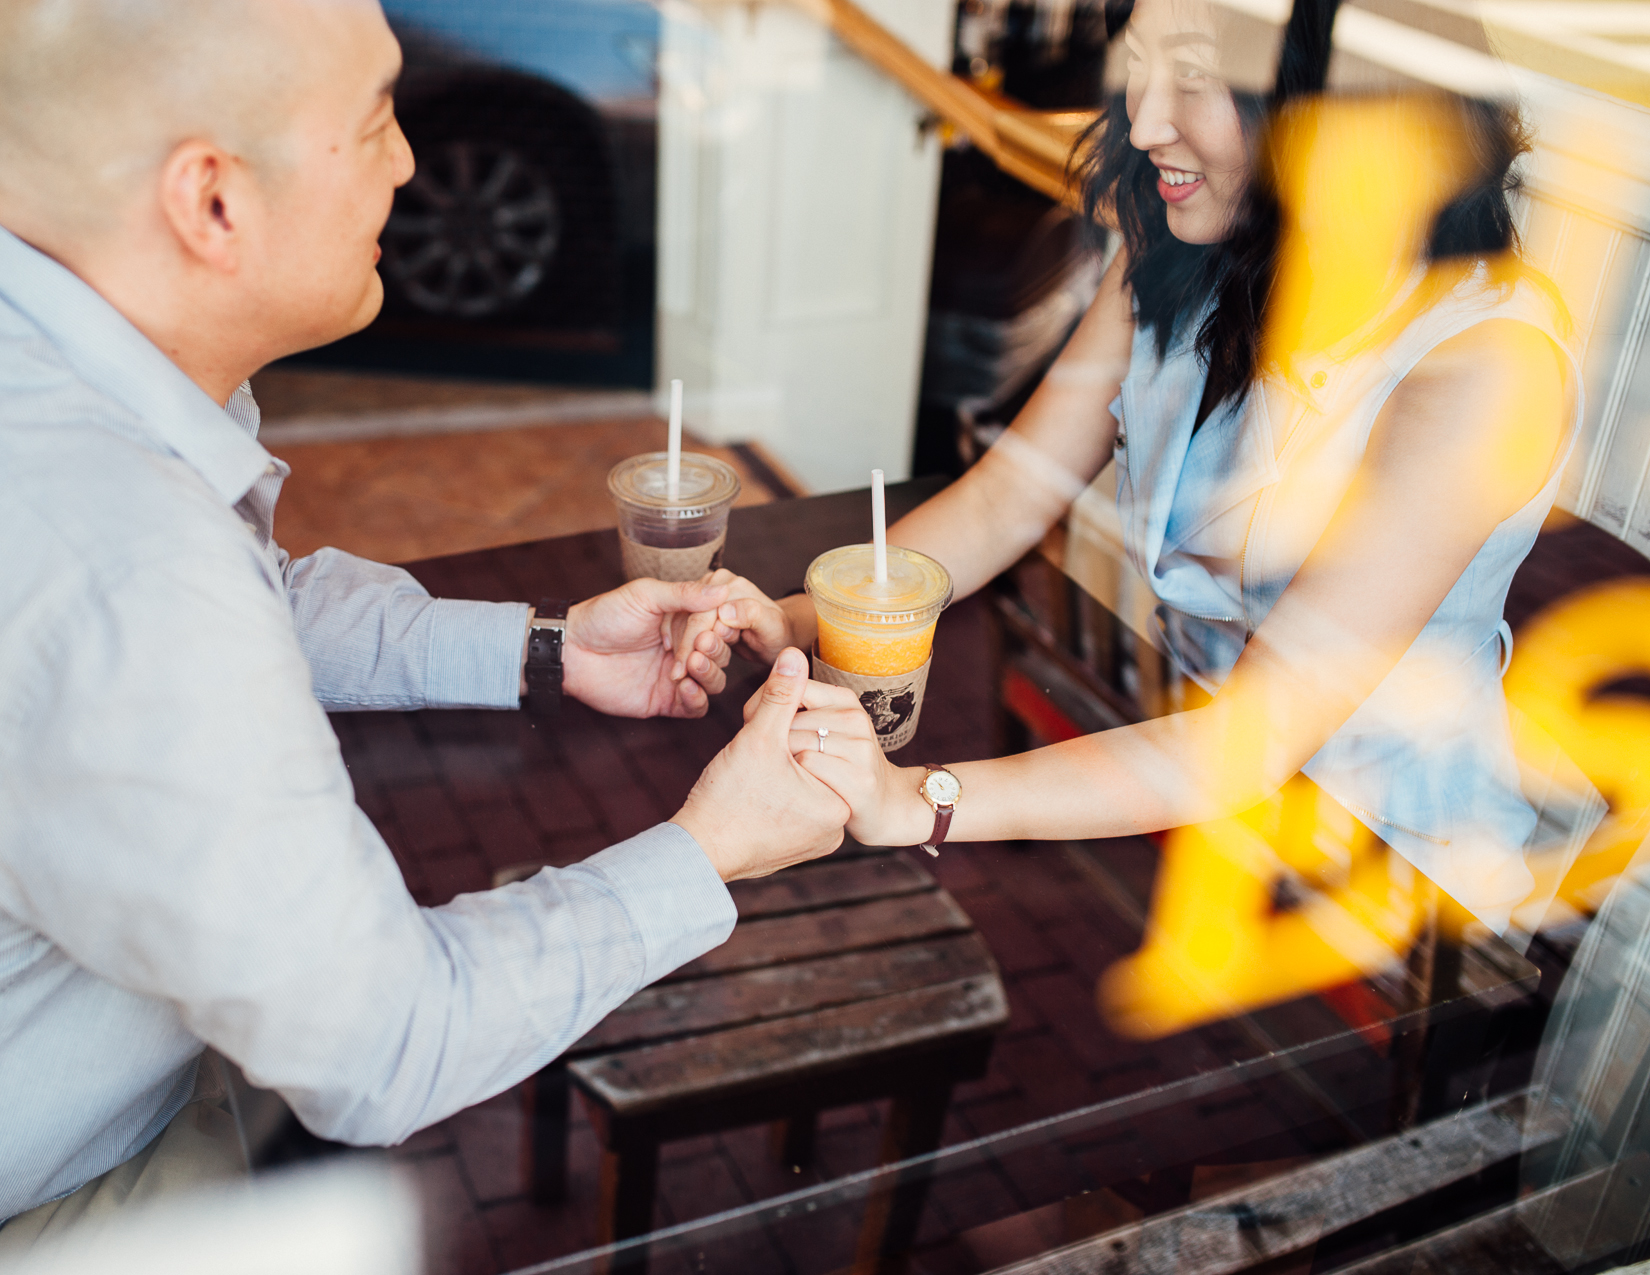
[662, 891, 975, 982]
[727, 852, 935, 919]
[571, 974, 1010, 1114]
[572, 932, 997, 1054]
[982, 1091, 1564, 1275]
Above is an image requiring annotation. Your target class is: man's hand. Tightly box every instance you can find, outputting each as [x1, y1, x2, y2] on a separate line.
[673, 648, 849, 880]
[556, 578, 736, 719]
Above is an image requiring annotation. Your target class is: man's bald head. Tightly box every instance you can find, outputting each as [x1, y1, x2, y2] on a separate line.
[0, 0, 379, 230]
[0, 0, 411, 404]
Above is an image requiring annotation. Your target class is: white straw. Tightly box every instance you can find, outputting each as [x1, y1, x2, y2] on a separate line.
[871, 468, 887, 584]
[666, 379, 683, 500]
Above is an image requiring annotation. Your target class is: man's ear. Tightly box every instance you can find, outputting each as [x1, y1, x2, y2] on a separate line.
[156, 140, 246, 273]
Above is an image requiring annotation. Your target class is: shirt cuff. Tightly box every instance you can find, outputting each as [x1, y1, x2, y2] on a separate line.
[585, 822, 737, 986]
[425, 599, 532, 709]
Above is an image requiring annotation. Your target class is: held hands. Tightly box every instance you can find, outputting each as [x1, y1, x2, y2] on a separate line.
[558, 577, 737, 719]
[674, 649, 850, 880]
[672, 570, 815, 669]
[742, 678, 931, 849]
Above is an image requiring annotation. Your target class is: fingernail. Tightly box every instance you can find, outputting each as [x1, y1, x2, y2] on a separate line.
[777, 648, 805, 676]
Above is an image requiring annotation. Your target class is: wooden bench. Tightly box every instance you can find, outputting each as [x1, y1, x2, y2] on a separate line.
[514, 845, 1010, 1274]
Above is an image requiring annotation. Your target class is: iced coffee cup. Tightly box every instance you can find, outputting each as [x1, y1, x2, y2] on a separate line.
[805, 544, 953, 752]
[608, 452, 741, 582]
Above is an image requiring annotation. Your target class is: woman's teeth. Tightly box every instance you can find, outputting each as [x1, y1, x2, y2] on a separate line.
[1157, 169, 1202, 186]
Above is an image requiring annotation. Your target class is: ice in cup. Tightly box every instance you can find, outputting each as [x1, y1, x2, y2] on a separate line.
[805, 544, 953, 751]
[608, 452, 741, 582]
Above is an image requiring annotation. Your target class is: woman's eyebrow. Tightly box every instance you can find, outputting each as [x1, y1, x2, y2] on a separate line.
[1161, 31, 1217, 48]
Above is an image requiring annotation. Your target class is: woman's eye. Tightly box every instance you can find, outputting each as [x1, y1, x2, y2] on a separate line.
[1174, 60, 1210, 84]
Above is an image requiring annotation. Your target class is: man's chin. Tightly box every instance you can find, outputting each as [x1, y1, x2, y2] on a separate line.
[347, 272, 387, 336]
[287, 276, 385, 357]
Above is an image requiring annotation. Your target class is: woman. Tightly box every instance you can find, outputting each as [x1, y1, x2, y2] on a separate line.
[689, 0, 1579, 931]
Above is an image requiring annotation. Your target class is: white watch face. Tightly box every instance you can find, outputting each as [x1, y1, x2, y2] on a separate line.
[923, 769, 961, 806]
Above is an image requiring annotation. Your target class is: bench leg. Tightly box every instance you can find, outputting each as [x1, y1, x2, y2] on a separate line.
[527, 1061, 571, 1204]
[770, 1112, 817, 1171]
[851, 1085, 953, 1275]
[595, 1137, 660, 1275]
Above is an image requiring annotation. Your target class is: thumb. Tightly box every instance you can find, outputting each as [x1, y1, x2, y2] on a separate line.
[749, 647, 809, 736]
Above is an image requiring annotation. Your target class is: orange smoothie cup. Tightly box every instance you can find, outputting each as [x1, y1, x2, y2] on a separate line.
[805, 544, 953, 751]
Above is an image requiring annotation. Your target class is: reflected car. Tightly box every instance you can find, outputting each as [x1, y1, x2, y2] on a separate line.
[358, 0, 659, 372]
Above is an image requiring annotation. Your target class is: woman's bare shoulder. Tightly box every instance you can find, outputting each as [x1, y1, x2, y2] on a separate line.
[1371, 317, 1571, 515]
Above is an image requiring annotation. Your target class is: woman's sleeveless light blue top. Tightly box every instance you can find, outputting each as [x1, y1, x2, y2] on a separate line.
[1108, 266, 1585, 928]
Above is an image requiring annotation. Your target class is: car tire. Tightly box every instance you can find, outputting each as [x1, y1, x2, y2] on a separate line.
[381, 82, 620, 330]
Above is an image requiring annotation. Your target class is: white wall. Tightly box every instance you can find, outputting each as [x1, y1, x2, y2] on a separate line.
[655, 0, 955, 493]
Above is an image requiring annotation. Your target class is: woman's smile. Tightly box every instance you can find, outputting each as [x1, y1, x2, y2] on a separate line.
[1156, 165, 1205, 203]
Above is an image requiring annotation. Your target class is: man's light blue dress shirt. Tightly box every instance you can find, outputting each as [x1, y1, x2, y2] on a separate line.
[0, 227, 737, 1218]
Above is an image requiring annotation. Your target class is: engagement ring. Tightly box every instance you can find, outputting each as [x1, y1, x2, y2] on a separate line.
[817, 729, 830, 754]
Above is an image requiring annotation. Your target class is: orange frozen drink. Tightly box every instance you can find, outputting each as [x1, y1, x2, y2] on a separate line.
[806, 545, 953, 676]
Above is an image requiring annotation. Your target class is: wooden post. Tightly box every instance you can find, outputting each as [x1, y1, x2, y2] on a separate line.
[1387, 885, 1439, 1132]
[595, 1135, 661, 1275]
[851, 1085, 954, 1274]
[527, 1061, 572, 1204]
[770, 1112, 818, 1171]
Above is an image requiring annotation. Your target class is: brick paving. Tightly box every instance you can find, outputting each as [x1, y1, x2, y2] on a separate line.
[292, 490, 1619, 1274]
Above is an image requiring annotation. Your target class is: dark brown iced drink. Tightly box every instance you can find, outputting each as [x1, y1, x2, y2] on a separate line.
[607, 452, 741, 582]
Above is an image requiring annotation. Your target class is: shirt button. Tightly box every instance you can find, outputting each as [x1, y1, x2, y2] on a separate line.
[264, 463, 278, 476]
[1310, 371, 1328, 389]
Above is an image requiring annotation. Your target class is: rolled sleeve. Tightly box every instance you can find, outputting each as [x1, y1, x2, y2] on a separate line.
[426, 597, 531, 710]
[282, 545, 528, 711]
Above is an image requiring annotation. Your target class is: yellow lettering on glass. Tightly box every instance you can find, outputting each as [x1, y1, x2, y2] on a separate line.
[1099, 775, 1424, 1039]
[1506, 578, 1650, 918]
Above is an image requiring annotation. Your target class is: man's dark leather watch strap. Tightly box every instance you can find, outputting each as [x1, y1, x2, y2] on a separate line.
[525, 598, 568, 715]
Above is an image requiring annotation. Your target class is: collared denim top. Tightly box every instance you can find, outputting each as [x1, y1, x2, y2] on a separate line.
[1109, 267, 1585, 928]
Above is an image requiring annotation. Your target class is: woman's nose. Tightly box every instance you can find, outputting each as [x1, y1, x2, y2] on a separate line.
[1129, 73, 1181, 150]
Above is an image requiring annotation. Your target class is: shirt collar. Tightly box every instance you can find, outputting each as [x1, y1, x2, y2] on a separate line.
[0, 225, 273, 505]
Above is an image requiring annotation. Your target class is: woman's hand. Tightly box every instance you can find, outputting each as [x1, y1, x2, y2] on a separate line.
[672, 571, 818, 671]
[744, 680, 930, 847]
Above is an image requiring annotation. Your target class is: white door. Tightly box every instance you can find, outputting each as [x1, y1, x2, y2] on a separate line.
[656, 0, 956, 492]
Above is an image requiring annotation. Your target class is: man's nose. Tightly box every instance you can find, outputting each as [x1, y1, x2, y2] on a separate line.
[389, 116, 415, 187]
[1129, 74, 1180, 151]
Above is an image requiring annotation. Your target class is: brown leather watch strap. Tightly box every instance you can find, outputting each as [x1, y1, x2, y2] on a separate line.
[924, 805, 954, 855]
[921, 762, 955, 856]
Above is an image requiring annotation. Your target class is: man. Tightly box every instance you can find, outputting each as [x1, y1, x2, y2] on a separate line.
[0, 0, 848, 1240]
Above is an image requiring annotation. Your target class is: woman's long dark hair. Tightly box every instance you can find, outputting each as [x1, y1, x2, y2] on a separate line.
[1079, 0, 1532, 422]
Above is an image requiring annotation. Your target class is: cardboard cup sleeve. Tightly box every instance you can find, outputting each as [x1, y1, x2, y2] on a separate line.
[618, 529, 726, 582]
[811, 648, 933, 753]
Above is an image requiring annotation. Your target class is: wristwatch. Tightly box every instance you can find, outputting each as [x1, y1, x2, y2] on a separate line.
[524, 598, 569, 715]
[918, 763, 962, 857]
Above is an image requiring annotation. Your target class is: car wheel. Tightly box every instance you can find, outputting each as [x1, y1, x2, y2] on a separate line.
[381, 85, 619, 330]
[382, 138, 563, 320]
